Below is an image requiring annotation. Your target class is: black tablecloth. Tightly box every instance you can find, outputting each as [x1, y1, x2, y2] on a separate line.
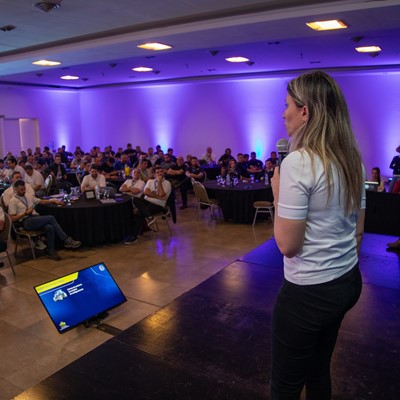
[365, 191, 400, 236]
[36, 195, 134, 245]
[204, 180, 273, 223]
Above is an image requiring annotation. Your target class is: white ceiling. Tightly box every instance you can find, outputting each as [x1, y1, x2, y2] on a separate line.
[0, 0, 399, 88]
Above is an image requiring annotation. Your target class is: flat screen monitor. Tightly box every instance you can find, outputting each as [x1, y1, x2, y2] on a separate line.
[365, 181, 379, 191]
[34, 262, 126, 334]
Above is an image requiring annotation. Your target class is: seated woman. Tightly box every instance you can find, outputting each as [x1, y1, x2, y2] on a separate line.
[371, 167, 385, 192]
[222, 159, 241, 180]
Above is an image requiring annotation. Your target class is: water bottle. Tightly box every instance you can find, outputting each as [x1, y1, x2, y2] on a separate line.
[226, 174, 231, 186]
[264, 172, 269, 186]
[95, 185, 100, 200]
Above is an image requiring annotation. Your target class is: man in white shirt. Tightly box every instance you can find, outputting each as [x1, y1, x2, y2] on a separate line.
[8, 180, 81, 260]
[80, 165, 106, 192]
[124, 168, 171, 244]
[5, 157, 25, 180]
[2, 171, 35, 208]
[120, 168, 145, 198]
[24, 164, 45, 197]
[202, 146, 216, 164]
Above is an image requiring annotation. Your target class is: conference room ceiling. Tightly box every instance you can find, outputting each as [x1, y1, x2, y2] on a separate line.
[0, 0, 399, 88]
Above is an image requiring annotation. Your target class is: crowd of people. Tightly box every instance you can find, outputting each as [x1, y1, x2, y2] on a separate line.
[0, 143, 281, 256]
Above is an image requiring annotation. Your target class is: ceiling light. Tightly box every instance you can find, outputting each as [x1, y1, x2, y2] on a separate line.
[132, 67, 153, 72]
[32, 59, 61, 66]
[306, 20, 347, 31]
[34, 1, 62, 12]
[60, 75, 79, 80]
[355, 46, 381, 53]
[225, 57, 250, 63]
[137, 42, 172, 51]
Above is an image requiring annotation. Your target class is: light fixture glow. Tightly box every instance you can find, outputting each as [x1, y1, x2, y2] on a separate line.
[137, 42, 172, 51]
[355, 46, 381, 53]
[32, 59, 61, 66]
[60, 75, 79, 80]
[225, 56, 250, 63]
[306, 20, 347, 31]
[132, 67, 154, 72]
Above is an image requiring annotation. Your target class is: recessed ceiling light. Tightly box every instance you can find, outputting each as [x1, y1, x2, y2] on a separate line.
[306, 20, 347, 31]
[60, 75, 79, 80]
[137, 42, 172, 51]
[32, 59, 61, 66]
[355, 46, 381, 53]
[132, 67, 153, 72]
[225, 56, 250, 63]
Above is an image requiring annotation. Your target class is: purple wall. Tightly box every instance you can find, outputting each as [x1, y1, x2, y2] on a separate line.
[1, 71, 398, 179]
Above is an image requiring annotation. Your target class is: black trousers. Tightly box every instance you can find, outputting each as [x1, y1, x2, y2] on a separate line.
[270, 264, 362, 400]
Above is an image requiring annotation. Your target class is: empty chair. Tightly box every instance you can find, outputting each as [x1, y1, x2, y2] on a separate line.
[0, 213, 15, 274]
[252, 201, 274, 227]
[192, 180, 221, 222]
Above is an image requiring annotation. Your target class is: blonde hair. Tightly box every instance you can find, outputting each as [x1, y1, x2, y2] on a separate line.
[287, 71, 363, 215]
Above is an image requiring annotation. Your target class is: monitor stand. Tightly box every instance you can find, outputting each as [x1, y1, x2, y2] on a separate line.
[84, 312, 123, 336]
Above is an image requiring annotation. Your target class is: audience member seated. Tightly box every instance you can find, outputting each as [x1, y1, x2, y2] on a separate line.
[218, 148, 235, 168]
[80, 165, 106, 192]
[222, 159, 241, 180]
[371, 167, 385, 192]
[137, 159, 153, 182]
[8, 180, 81, 260]
[389, 145, 400, 193]
[247, 151, 263, 179]
[114, 153, 132, 172]
[167, 148, 177, 163]
[264, 159, 275, 183]
[179, 156, 205, 209]
[2, 171, 35, 208]
[119, 168, 145, 198]
[166, 156, 186, 189]
[99, 157, 118, 179]
[0, 207, 7, 269]
[236, 153, 249, 178]
[125, 168, 172, 244]
[267, 151, 280, 167]
[157, 153, 176, 171]
[70, 154, 83, 169]
[202, 146, 216, 164]
[24, 164, 45, 197]
[5, 157, 25, 180]
[45, 153, 72, 192]
[147, 147, 159, 166]
[0, 159, 6, 179]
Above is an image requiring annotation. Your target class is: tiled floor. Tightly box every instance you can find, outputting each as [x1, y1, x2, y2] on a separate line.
[0, 204, 274, 399]
[13, 231, 400, 400]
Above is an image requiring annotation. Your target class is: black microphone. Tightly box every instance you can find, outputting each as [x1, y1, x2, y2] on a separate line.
[276, 138, 289, 164]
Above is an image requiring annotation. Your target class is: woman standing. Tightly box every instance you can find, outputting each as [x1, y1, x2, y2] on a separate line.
[270, 71, 365, 399]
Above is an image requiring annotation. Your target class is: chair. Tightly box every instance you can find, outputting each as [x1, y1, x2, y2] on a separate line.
[75, 171, 82, 185]
[192, 181, 221, 222]
[9, 213, 46, 260]
[252, 201, 274, 227]
[0, 213, 15, 274]
[149, 190, 176, 237]
[44, 174, 53, 196]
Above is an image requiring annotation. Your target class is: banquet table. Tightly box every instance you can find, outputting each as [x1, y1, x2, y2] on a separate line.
[36, 194, 134, 245]
[204, 180, 273, 223]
